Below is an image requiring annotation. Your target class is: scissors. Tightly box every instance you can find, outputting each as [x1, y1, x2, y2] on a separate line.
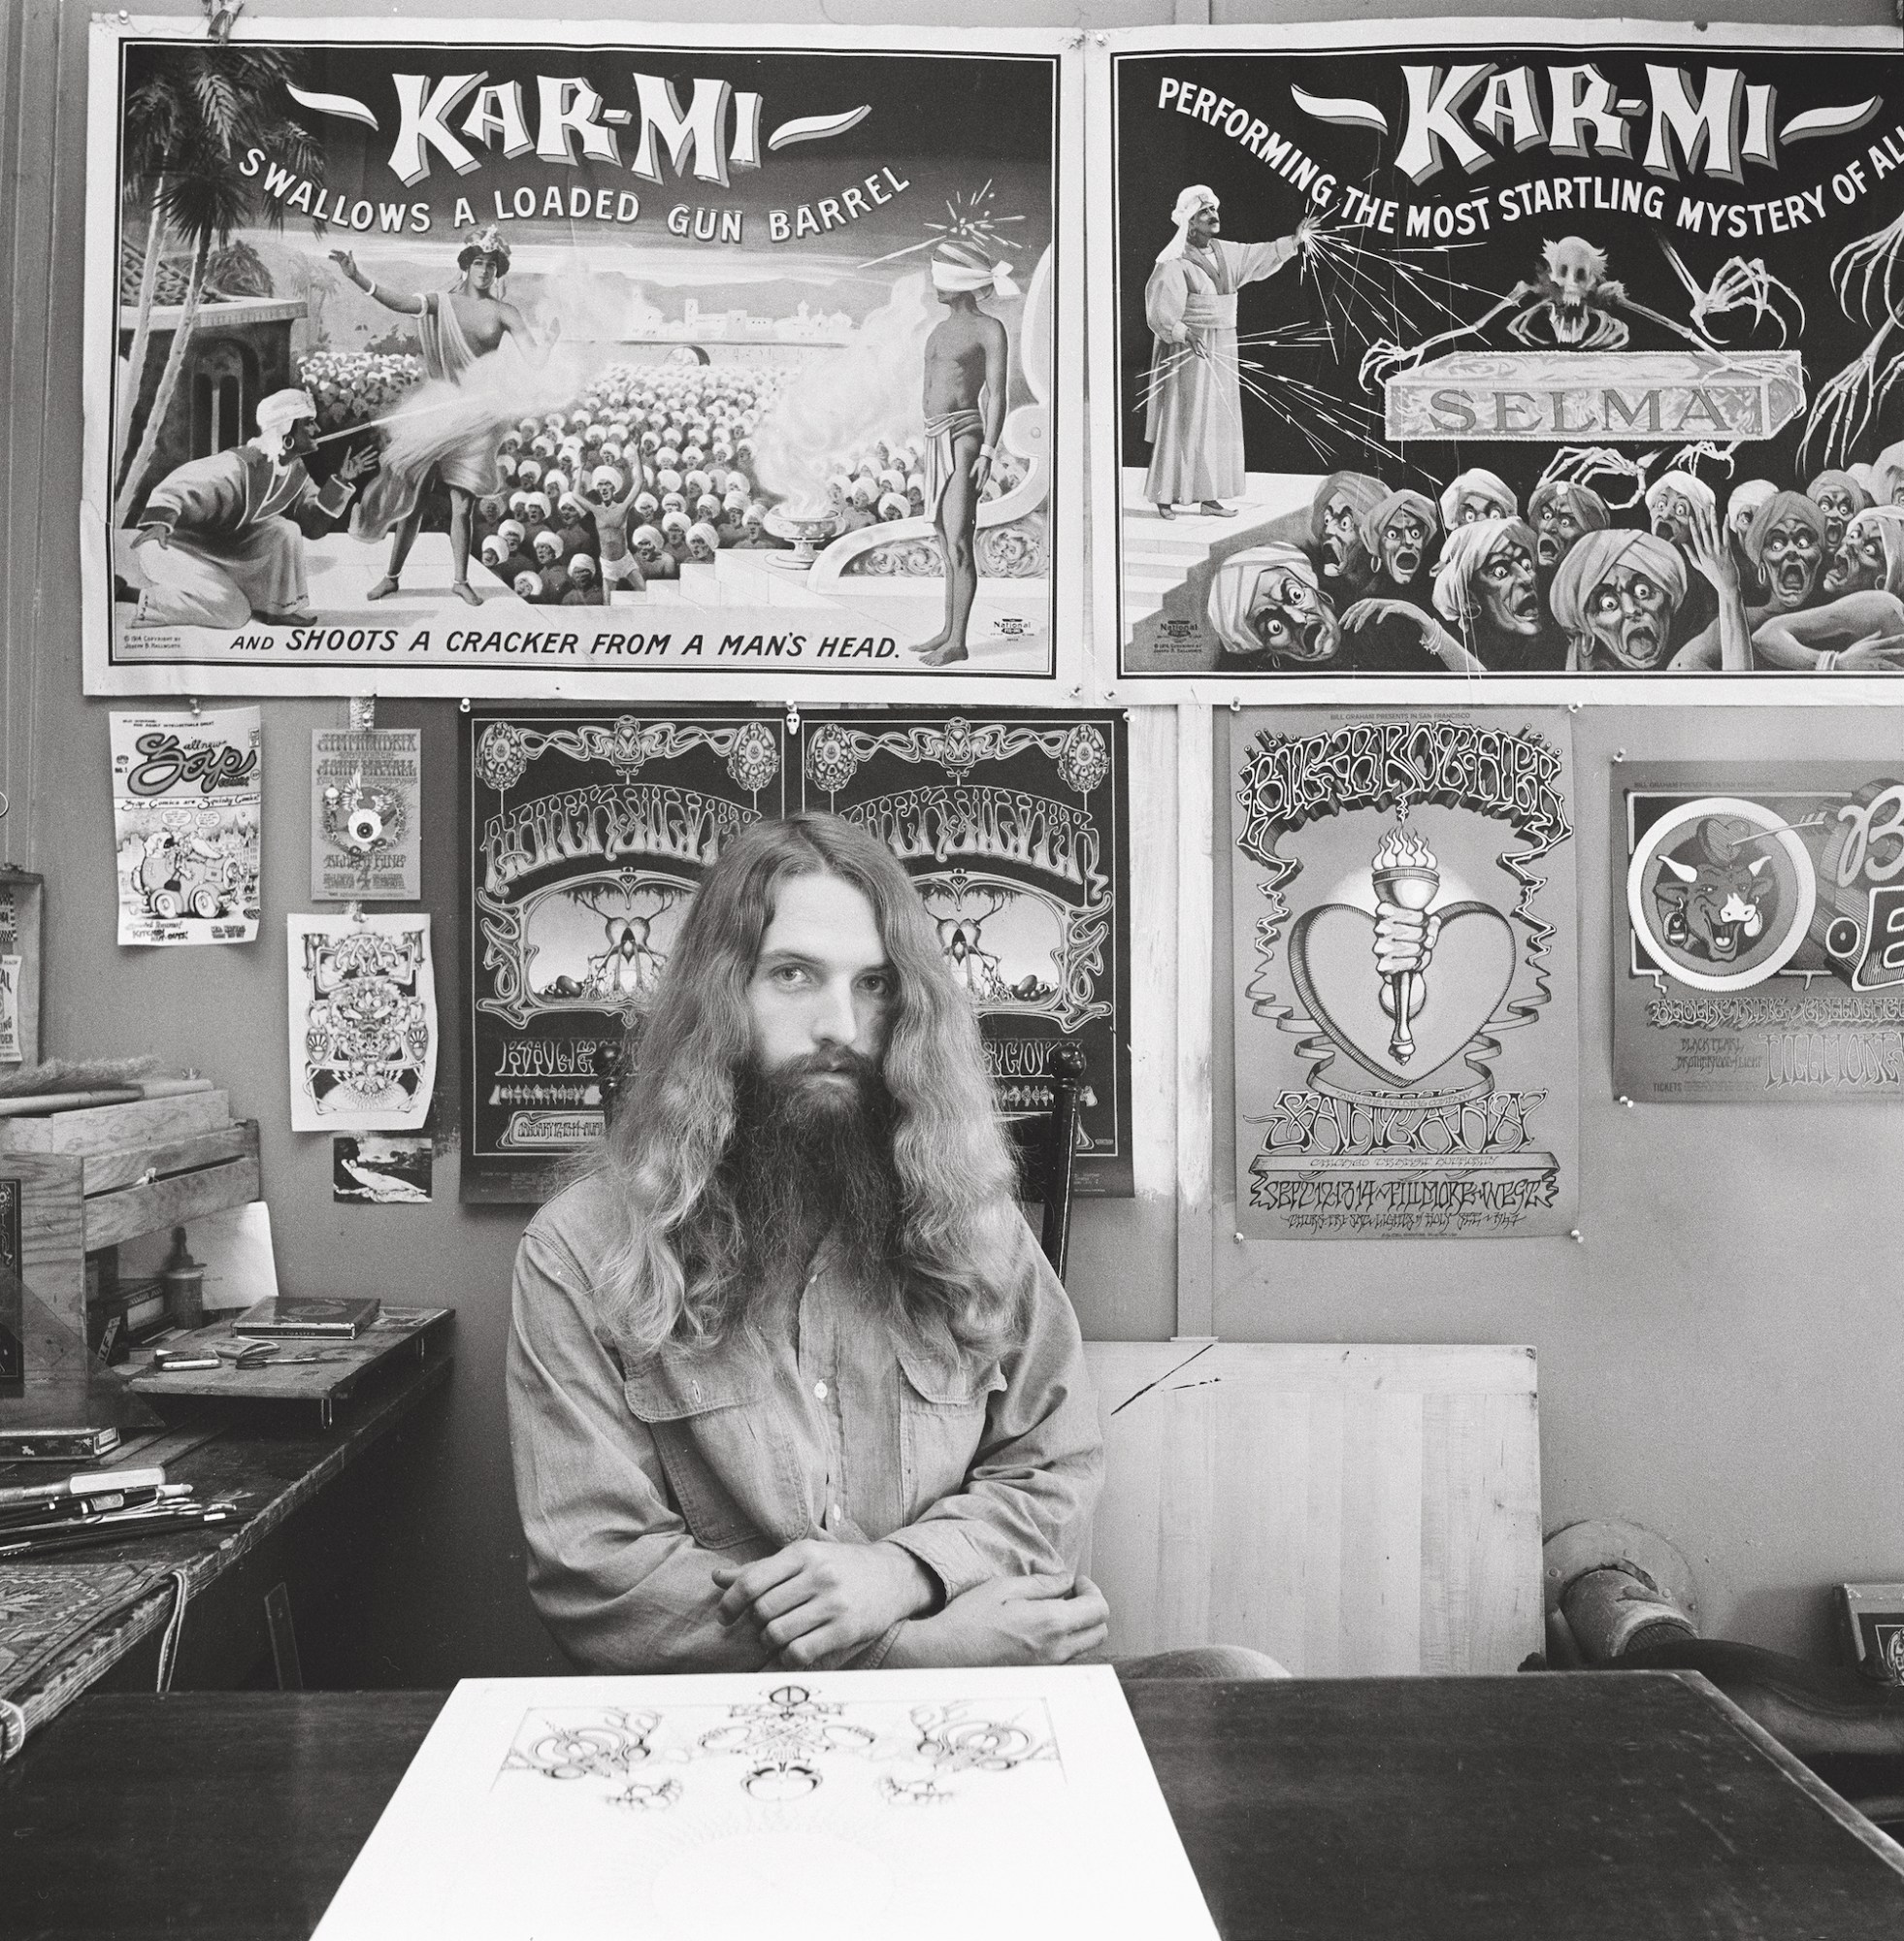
[213, 1338, 353, 1367]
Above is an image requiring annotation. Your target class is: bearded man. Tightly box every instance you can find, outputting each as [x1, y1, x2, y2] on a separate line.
[511, 815, 1278, 1677]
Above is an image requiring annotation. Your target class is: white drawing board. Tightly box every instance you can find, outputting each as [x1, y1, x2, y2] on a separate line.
[312, 1666, 1218, 1941]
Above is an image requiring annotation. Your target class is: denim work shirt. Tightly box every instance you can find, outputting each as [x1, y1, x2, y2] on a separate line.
[508, 1173, 1104, 1673]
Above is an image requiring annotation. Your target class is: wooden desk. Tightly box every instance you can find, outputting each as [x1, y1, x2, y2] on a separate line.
[0, 1346, 449, 1752]
[7, 1672, 1904, 1938]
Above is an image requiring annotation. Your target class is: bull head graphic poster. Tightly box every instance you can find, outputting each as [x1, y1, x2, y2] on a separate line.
[1616, 764, 1904, 1099]
[1230, 707, 1579, 1239]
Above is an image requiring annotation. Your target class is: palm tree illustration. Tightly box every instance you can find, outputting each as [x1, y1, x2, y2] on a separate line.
[115, 45, 324, 525]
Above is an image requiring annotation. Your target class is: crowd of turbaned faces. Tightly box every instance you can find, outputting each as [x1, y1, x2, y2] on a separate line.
[299, 354, 1032, 606]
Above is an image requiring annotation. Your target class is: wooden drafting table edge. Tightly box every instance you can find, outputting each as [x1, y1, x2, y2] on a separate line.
[1, 1354, 450, 1751]
[1665, 1667, 1904, 1880]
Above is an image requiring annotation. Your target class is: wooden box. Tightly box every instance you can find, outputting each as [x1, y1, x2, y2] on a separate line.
[0, 1093, 259, 1377]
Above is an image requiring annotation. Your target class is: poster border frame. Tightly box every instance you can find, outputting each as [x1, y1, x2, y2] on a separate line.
[82, 15, 1087, 705]
[1087, 17, 1904, 707]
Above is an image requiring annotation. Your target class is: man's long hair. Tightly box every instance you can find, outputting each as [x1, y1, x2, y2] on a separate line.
[582, 812, 1026, 1358]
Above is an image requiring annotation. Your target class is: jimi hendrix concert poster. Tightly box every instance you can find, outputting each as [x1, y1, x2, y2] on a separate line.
[798, 709, 1133, 1197]
[461, 706, 787, 1201]
[1615, 764, 1904, 1102]
[84, 20, 1082, 700]
[1229, 707, 1579, 1240]
[1093, 25, 1904, 693]
[460, 707, 1133, 1202]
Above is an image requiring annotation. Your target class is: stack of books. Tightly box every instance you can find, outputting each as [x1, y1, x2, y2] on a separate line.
[0, 1464, 233, 1557]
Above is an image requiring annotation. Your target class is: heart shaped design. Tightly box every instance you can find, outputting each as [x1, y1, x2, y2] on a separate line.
[1288, 901, 1517, 1088]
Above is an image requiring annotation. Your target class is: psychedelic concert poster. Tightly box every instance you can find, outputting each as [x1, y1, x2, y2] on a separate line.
[287, 910, 439, 1132]
[798, 709, 1133, 1196]
[111, 705, 262, 947]
[84, 20, 1082, 700]
[460, 707, 790, 1201]
[1229, 708, 1579, 1239]
[1616, 764, 1904, 1101]
[1093, 25, 1904, 691]
[311, 725, 422, 901]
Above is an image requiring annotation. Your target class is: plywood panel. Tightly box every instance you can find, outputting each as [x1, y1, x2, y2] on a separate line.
[1085, 1341, 1541, 1674]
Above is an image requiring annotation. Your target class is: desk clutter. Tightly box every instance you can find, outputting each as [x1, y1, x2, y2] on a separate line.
[125, 1306, 452, 1428]
[0, 1464, 232, 1560]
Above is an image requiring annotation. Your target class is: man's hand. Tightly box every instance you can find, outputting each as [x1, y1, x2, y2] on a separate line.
[886, 1572, 1110, 1669]
[337, 445, 378, 483]
[1373, 903, 1440, 981]
[711, 1539, 937, 1668]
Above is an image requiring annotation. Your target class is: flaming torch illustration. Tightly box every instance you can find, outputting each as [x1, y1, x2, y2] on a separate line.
[1370, 813, 1440, 1065]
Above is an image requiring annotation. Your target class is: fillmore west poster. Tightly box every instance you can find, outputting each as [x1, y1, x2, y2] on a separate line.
[84, 20, 1082, 699]
[1615, 764, 1904, 1101]
[799, 709, 1132, 1195]
[1229, 708, 1579, 1240]
[461, 707, 789, 1201]
[1093, 25, 1904, 691]
[461, 706, 1133, 1201]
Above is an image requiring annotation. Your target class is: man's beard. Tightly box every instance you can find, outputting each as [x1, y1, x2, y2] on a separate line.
[722, 1048, 901, 1304]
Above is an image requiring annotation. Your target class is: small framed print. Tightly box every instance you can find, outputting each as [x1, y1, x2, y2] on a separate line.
[1839, 1583, 1904, 1683]
[0, 868, 44, 1067]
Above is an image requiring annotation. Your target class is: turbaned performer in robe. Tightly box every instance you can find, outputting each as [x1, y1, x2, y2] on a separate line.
[130, 387, 375, 628]
[1142, 185, 1314, 520]
[330, 226, 560, 607]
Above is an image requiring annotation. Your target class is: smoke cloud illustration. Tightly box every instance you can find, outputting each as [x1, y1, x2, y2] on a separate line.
[749, 270, 938, 513]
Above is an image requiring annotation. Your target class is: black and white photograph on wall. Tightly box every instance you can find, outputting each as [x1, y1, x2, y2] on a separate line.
[798, 708, 1133, 1195]
[83, 19, 1083, 701]
[1615, 763, 1904, 1101]
[333, 1133, 434, 1203]
[1092, 25, 1904, 692]
[460, 706, 790, 1201]
[1229, 707, 1579, 1239]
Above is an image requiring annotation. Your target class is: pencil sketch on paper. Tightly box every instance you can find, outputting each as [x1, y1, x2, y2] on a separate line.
[496, 1683, 1060, 1811]
[312, 1666, 1218, 1941]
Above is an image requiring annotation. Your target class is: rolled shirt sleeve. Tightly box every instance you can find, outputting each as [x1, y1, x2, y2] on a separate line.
[879, 1221, 1104, 1602]
[507, 1221, 772, 1673]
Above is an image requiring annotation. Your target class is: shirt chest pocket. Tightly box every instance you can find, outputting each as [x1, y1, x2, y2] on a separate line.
[895, 1344, 1007, 1523]
[622, 1359, 787, 1553]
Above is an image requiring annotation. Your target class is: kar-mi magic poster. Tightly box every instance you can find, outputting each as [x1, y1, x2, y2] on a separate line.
[85, 20, 1082, 701]
[1093, 25, 1904, 692]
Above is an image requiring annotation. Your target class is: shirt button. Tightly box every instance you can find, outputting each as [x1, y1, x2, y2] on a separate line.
[814, 1380, 828, 1399]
